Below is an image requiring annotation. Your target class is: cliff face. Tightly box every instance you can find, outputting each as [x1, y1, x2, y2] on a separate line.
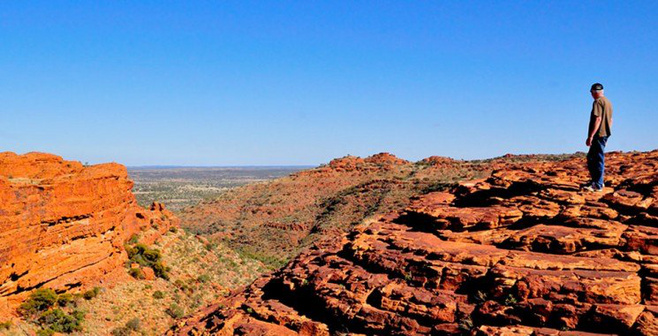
[171, 150, 658, 335]
[0, 152, 178, 315]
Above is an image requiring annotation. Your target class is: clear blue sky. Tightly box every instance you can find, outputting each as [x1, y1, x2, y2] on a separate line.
[1, 1, 656, 165]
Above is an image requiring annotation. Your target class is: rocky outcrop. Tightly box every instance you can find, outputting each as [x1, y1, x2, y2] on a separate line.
[324, 153, 410, 172]
[0, 152, 178, 316]
[170, 150, 658, 335]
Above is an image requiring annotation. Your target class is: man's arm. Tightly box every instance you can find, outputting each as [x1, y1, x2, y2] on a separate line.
[586, 101, 603, 146]
[587, 116, 602, 146]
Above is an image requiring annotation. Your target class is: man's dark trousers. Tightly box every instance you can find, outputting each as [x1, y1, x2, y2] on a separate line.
[587, 136, 609, 189]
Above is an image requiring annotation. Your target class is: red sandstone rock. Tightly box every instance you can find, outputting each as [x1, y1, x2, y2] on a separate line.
[420, 155, 458, 166]
[363, 152, 409, 166]
[0, 152, 178, 317]
[325, 153, 409, 172]
[141, 267, 156, 281]
[170, 150, 658, 335]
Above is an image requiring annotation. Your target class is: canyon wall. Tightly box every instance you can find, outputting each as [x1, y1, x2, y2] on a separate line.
[0, 152, 178, 316]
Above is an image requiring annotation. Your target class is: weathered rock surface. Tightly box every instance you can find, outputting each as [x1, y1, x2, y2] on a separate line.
[0, 152, 178, 316]
[170, 150, 658, 335]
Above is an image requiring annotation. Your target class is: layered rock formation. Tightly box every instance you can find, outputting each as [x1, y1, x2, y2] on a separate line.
[0, 152, 178, 316]
[171, 150, 657, 335]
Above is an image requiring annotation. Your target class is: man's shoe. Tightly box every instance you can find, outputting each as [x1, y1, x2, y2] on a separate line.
[583, 184, 604, 192]
[581, 181, 594, 188]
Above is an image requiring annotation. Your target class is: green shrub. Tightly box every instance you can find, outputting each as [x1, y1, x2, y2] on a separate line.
[19, 288, 86, 333]
[38, 308, 65, 327]
[38, 308, 84, 333]
[0, 320, 12, 330]
[56, 293, 74, 307]
[126, 317, 141, 331]
[36, 329, 55, 336]
[19, 288, 58, 316]
[129, 267, 145, 279]
[71, 310, 85, 321]
[143, 249, 161, 263]
[127, 234, 140, 244]
[126, 244, 148, 264]
[153, 291, 165, 299]
[17, 287, 86, 336]
[110, 327, 130, 336]
[152, 261, 170, 280]
[82, 287, 101, 300]
[197, 274, 211, 283]
[168, 226, 178, 233]
[173, 279, 191, 293]
[125, 243, 169, 279]
[165, 303, 184, 319]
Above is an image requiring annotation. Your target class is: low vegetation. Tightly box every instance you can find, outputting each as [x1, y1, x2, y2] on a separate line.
[128, 166, 305, 211]
[165, 303, 185, 319]
[110, 317, 142, 336]
[70, 229, 267, 335]
[125, 242, 170, 280]
[82, 287, 101, 300]
[0, 320, 12, 330]
[18, 287, 100, 334]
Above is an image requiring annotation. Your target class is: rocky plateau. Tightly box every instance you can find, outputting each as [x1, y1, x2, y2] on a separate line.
[171, 150, 658, 335]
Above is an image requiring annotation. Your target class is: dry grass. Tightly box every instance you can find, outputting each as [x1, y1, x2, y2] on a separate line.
[5, 230, 267, 336]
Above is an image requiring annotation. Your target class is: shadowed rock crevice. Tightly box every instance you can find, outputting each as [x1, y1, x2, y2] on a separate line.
[452, 180, 545, 208]
[259, 278, 333, 321]
[259, 277, 381, 335]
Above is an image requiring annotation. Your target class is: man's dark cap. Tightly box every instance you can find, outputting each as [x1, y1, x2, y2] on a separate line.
[591, 83, 604, 91]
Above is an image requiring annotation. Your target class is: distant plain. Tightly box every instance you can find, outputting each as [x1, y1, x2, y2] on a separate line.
[128, 166, 311, 211]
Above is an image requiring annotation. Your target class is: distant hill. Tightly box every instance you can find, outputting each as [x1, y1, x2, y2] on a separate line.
[179, 152, 580, 268]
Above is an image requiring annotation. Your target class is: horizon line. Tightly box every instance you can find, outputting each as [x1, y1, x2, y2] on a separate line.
[125, 151, 597, 169]
[127, 164, 316, 169]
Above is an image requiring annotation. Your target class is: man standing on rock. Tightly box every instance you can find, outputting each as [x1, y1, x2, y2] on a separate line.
[584, 83, 613, 192]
